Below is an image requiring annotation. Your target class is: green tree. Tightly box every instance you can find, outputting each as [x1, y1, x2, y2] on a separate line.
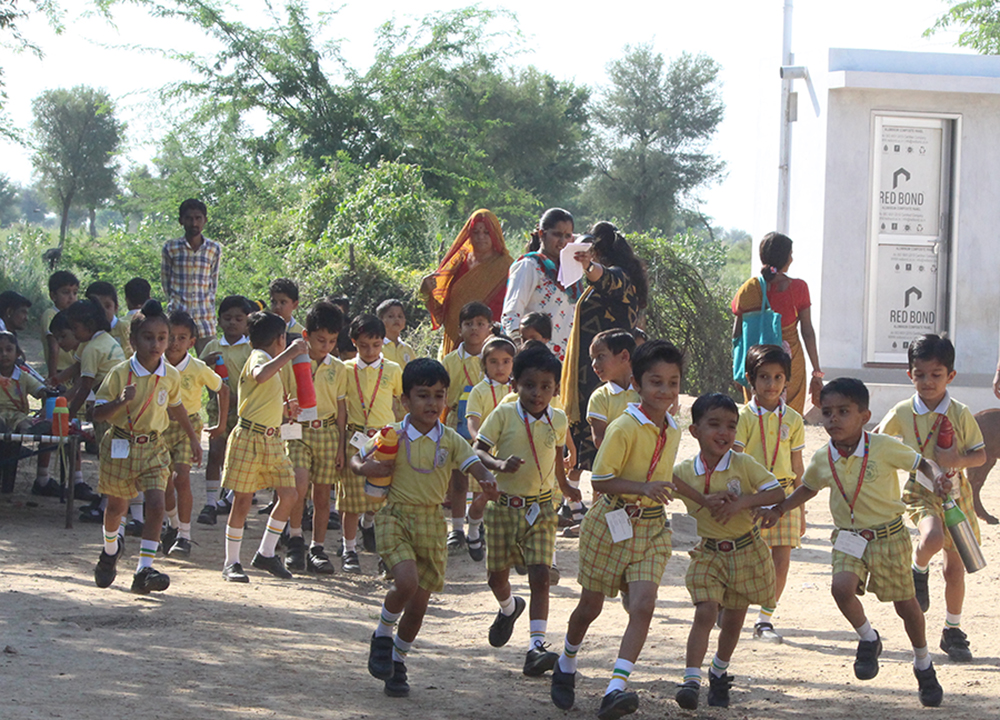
[31, 85, 124, 243]
[580, 44, 725, 232]
[925, 1, 1000, 53]
[0, 174, 18, 226]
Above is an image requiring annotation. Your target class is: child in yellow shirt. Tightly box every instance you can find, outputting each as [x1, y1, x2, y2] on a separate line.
[0, 331, 55, 495]
[42, 271, 78, 379]
[86, 281, 131, 355]
[61, 299, 126, 435]
[377, 299, 415, 371]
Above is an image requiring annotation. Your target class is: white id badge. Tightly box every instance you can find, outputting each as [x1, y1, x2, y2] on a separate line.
[350, 431, 367, 450]
[110, 438, 130, 459]
[605, 508, 633, 543]
[834, 530, 868, 559]
[280, 423, 302, 440]
[525, 502, 541, 526]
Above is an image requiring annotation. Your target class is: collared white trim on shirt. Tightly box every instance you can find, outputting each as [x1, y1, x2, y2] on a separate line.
[355, 354, 384, 370]
[747, 397, 785, 415]
[4, 366, 22, 382]
[457, 342, 482, 360]
[694, 449, 734, 475]
[220, 335, 249, 347]
[129, 355, 168, 378]
[607, 380, 627, 395]
[516, 400, 553, 424]
[173, 353, 192, 372]
[913, 392, 951, 416]
[827, 431, 869, 461]
[623, 402, 678, 430]
[403, 415, 443, 443]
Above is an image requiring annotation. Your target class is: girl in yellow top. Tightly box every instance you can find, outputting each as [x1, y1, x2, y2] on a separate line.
[377, 299, 416, 371]
[59, 299, 126, 426]
[91, 300, 202, 595]
[734, 345, 806, 643]
[161, 311, 229, 557]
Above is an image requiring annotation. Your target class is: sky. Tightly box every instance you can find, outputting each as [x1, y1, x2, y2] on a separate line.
[0, 0, 970, 232]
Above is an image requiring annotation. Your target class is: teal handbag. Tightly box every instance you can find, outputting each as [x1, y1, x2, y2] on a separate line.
[733, 275, 783, 387]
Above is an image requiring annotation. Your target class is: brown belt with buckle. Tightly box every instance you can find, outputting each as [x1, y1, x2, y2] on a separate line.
[238, 417, 279, 437]
[703, 526, 760, 553]
[346, 423, 378, 437]
[497, 490, 553, 509]
[849, 516, 905, 542]
[300, 416, 337, 430]
[604, 495, 665, 519]
[112, 426, 158, 445]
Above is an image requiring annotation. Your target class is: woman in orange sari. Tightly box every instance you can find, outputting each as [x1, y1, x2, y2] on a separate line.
[421, 209, 513, 357]
[731, 232, 823, 413]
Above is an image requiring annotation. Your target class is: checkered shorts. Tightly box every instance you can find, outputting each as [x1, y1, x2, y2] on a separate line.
[221, 425, 295, 494]
[160, 414, 202, 467]
[286, 425, 340, 486]
[377, 503, 447, 593]
[685, 531, 776, 609]
[484, 500, 557, 572]
[904, 475, 981, 552]
[97, 431, 170, 499]
[760, 478, 802, 549]
[570, 421, 597, 472]
[578, 501, 672, 597]
[337, 466, 386, 515]
[831, 521, 914, 602]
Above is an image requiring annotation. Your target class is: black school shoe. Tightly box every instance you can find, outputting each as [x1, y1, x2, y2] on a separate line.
[446, 529, 465, 554]
[368, 634, 395, 680]
[168, 537, 192, 557]
[360, 522, 377, 553]
[550, 666, 576, 710]
[74, 482, 99, 502]
[222, 562, 249, 583]
[285, 536, 307, 571]
[488, 595, 525, 647]
[94, 539, 124, 588]
[251, 551, 293, 579]
[31, 478, 63, 497]
[196, 504, 218, 525]
[707, 671, 734, 707]
[597, 689, 639, 720]
[384, 661, 409, 697]
[131, 566, 170, 594]
[913, 568, 930, 612]
[467, 535, 484, 562]
[523, 644, 559, 677]
[342, 549, 361, 573]
[307, 546, 335, 574]
[675, 680, 700, 710]
[854, 632, 882, 680]
[940, 627, 973, 662]
[160, 526, 178, 555]
[124, 519, 144, 537]
[914, 663, 943, 707]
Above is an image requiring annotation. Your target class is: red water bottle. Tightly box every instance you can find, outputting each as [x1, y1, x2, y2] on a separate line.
[936, 416, 954, 449]
[292, 354, 317, 421]
[53, 396, 69, 437]
[213, 355, 229, 380]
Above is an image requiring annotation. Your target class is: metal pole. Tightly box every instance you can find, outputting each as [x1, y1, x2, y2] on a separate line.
[777, 0, 794, 234]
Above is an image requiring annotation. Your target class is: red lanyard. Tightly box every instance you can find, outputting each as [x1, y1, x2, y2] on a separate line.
[757, 403, 784, 473]
[639, 406, 670, 481]
[462, 360, 475, 388]
[488, 379, 511, 410]
[912, 408, 944, 455]
[827, 433, 870, 526]
[0, 377, 26, 413]
[700, 454, 719, 494]
[126, 369, 160, 434]
[354, 362, 384, 425]
[523, 408, 554, 483]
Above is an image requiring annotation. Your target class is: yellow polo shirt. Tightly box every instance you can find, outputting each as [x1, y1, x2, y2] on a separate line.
[200, 336, 253, 381]
[0, 366, 43, 420]
[734, 399, 805, 481]
[442, 344, 484, 412]
[76, 331, 126, 384]
[41, 305, 75, 372]
[592, 403, 681, 507]
[500, 391, 564, 411]
[466, 378, 513, 420]
[173, 353, 223, 414]
[587, 381, 640, 425]
[279, 353, 347, 419]
[343, 355, 402, 428]
[362, 418, 479, 506]
[95, 357, 182, 434]
[109, 315, 132, 355]
[237, 349, 284, 428]
[802, 432, 921, 529]
[674, 450, 780, 539]
[477, 401, 568, 497]
[382, 338, 416, 371]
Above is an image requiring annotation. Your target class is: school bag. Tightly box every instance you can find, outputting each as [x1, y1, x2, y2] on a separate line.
[732, 275, 783, 387]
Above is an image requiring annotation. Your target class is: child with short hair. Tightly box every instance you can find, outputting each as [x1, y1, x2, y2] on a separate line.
[519, 312, 552, 347]
[474, 343, 580, 677]
[355, 358, 500, 696]
[269, 278, 302, 337]
[219, 312, 309, 582]
[61, 299, 126, 435]
[672, 393, 786, 710]
[586, 329, 639, 451]
[86, 281, 130, 353]
[160, 310, 229, 556]
[42, 270, 79, 378]
[329, 296, 356, 361]
[0, 331, 54, 495]
[377, 299, 415, 371]
[197, 295, 254, 524]
[442, 301, 492, 551]
[876, 335, 986, 662]
[91, 300, 202, 594]
[762, 378, 948, 707]
[123, 277, 151, 323]
[734, 344, 805, 643]
[549, 341, 682, 717]
[0, 290, 30, 336]
[279, 300, 348, 574]
[340, 313, 403, 572]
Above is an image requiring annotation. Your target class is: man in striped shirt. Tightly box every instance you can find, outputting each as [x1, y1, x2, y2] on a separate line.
[161, 199, 221, 353]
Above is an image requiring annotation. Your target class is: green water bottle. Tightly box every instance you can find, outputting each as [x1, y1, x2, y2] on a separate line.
[943, 498, 987, 573]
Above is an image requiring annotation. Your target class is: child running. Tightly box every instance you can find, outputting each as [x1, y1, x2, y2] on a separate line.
[550, 340, 682, 719]
[356, 358, 500, 697]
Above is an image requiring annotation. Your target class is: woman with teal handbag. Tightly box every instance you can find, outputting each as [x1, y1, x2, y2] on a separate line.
[731, 232, 823, 413]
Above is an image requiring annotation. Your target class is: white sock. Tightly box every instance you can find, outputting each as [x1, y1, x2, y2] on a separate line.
[36, 465, 48, 480]
[913, 645, 931, 670]
[103, 528, 119, 555]
[178, 521, 191, 541]
[375, 604, 401, 638]
[606, 658, 634, 694]
[118, 517, 126, 539]
[683, 667, 702, 686]
[205, 480, 219, 507]
[567, 478, 583, 511]
[289, 526, 303, 538]
[360, 513, 374, 529]
[166, 507, 180, 529]
[757, 606, 775, 625]
[945, 612, 961, 629]
[913, 560, 929, 573]
[225, 524, 243, 567]
[528, 619, 546, 650]
[343, 537, 357, 553]
[392, 636, 412, 663]
[451, 516, 464, 533]
[709, 654, 730, 678]
[855, 620, 878, 642]
[136, 539, 157, 571]
[74, 470, 84, 484]
[258, 516, 284, 557]
[467, 517, 483, 541]
[557, 636, 582, 674]
[498, 594, 516, 616]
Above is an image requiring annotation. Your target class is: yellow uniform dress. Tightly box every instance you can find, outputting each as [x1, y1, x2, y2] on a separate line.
[109, 315, 132, 356]
[94, 357, 182, 498]
[280, 353, 346, 486]
[675, 451, 780, 609]
[478, 401, 567, 572]
[41, 305, 74, 374]
[363, 418, 479, 591]
[878, 393, 985, 552]
[579, 404, 680, 596]
[221, 349, 295, 493]
[735, 399, 806, 548]
[382, 337, 416, 371]
[200, 336, 252, 435]
[802, 432, 921, 602]
[160, 353, 221, 466]
[0, 366, 44, 430]
[441, 343, 484, 439]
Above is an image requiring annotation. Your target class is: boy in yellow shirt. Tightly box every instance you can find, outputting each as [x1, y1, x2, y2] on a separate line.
[279, 301, 348, 574]
[876, 335, 986, 662]
[341, 313, 403, 572]
[673, 393, 785, 710]
[220, 312, 308, 582]
[586, 330, 640, 451]
[86, 281, 131, 354]
[269, 278, 302, 337]
[377, 299, 415, 371]
[62, 299, 127, 440]
[550, 341, 682, 718]
[42, 271, 79, 380]
[763, 378, 948, 707]
[354, 358, 499, 696]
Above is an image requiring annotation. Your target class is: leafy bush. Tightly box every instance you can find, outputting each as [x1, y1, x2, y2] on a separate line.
[0, 224, 55, 325]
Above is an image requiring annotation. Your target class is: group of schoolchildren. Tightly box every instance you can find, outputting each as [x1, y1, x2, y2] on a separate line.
[0, 220, 988, 719]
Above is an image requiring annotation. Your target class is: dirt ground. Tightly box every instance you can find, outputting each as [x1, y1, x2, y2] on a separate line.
[3, 334, 1000, 719]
